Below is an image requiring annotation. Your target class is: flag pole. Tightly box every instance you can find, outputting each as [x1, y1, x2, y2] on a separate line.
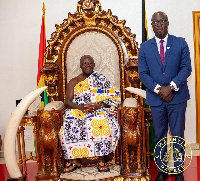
[42, 2, 46, 16]
[142, 0, 148, 42]
[37, 2, 48, 108]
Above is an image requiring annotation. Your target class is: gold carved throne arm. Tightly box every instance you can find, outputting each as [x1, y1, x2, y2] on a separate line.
[40, 62, 59, 102]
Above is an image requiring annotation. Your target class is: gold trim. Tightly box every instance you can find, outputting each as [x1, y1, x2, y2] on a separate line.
[193, 11, 200, 143]
[20, 116, 37, 126]
[59, 175, 151, 181]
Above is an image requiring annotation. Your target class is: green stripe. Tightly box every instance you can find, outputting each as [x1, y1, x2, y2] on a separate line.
[44, 90, 48, 105]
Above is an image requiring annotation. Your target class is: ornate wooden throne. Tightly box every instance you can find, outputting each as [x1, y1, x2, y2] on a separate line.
[37, 0, 151, 180]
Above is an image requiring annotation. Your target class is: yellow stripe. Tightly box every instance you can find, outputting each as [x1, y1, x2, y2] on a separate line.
[145, 11, 149, 40]
[39, 101, 45, 110]
[37, 75, 45, 88]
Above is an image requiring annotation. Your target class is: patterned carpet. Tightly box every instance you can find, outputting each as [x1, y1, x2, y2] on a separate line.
[60, 165, 120, 180]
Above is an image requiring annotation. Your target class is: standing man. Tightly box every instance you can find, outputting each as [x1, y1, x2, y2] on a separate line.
[138, 11, 191, 181]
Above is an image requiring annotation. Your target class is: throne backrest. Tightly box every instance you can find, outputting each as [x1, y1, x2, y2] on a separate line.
[66, 31, 120, 90]
[41, 0, 140, 103]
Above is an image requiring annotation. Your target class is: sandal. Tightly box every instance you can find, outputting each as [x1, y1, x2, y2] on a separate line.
[64, 162, 81, 173]
[97, 161, 110, 172]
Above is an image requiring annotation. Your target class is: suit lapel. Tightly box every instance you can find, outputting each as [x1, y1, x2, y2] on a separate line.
[150, 38, 163, 68]
[164, 34, 173, 70]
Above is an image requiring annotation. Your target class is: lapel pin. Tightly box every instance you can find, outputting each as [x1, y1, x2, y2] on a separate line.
[167, 47, 170, 49]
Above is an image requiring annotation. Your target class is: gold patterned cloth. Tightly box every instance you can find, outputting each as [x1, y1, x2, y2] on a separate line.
[60, 71, 120, 159]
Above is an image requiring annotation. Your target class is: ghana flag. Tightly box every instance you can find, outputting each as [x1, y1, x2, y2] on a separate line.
[37, 2, 48, 109]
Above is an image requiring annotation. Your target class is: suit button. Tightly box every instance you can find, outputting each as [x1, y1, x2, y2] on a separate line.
[163, 73, 165, 75]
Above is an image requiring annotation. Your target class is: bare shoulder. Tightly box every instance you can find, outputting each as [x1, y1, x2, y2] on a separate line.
[68, 77, 78, 87]
[68, 74, 83, 88]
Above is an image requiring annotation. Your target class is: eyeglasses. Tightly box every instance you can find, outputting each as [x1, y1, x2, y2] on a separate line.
[151, 19, 168, 25]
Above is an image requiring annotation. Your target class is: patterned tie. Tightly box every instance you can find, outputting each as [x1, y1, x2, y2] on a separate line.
[160, 40, 165, 66]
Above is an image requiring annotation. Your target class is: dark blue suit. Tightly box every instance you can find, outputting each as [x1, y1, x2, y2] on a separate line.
[138, 34, 191, 172]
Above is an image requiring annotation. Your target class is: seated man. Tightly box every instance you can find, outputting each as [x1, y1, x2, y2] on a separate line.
[60, 55, 121, 173]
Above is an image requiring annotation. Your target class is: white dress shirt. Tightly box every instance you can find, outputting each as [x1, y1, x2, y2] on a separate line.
[153, 34, 179, 94]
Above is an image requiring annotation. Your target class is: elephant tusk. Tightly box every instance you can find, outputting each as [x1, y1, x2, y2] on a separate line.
[125, 87, 146, 99]
[4, 86, 47, 178]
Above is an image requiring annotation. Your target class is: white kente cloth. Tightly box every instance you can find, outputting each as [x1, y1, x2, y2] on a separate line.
[60, 71, 121, 159]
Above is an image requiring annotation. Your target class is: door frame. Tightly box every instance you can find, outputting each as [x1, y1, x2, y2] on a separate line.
[193, 11, 200, 143]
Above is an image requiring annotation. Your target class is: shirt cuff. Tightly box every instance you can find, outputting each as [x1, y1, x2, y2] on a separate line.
[170, 81, 179, 91]
[154, 84, 161, 94]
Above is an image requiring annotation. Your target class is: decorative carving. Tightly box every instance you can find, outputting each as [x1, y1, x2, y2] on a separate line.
[121, 107, 145, 176]
[125, 57, 140, 98]
[77, 0, 102, 14]
[40, 62, 59, 101]
[36, 110, 63, 179]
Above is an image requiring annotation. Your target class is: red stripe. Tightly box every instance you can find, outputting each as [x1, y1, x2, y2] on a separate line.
[37, 15, 46, 85]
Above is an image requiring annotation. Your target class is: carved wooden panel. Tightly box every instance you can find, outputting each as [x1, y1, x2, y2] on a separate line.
[120, 106, 147, 177]
[36, 110, 63, 180]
